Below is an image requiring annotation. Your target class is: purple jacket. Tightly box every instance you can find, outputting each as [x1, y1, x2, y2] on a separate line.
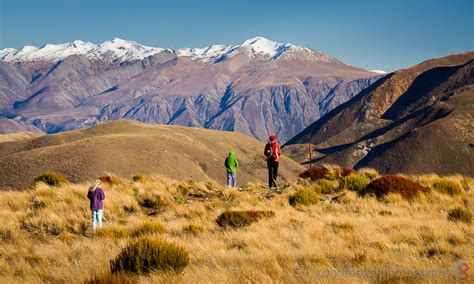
[87, 187, 105, 211]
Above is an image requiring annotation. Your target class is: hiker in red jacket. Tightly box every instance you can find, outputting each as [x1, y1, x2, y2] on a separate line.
[264, 135, 282, 188]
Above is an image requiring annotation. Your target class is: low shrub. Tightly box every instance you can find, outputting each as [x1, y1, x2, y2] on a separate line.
[132, 173, 150, 183]
[360, 175, 429, 200]
[447, 207, 472, 224]
[34, 172, 68, 187]
[110, 238, 189, 274]
[182, 223, 205, 235]
[299, 167, 328, 181]
[318, 179, 339, 194]
[339, 173, 371, 192]
[299, 165, 354, 181]
[85, 272, 137, 283]
[216, 210, 275, 229]
[432, 179, 464, 196]
[289, 188, 319, 207]
[132, 221, 165, 237]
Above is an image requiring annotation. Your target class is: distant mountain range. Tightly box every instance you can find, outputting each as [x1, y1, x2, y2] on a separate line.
[285, 51, 474, 176]
[0, 37, 379, 142]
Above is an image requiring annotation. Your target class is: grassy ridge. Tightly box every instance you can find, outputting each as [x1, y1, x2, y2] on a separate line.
[0, 167, 472, 282]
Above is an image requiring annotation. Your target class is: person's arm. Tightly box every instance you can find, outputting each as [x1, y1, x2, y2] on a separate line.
[278, 144, 282, 157]
[87, 190, 92, 200]
[100, 188, 105, 200]
[264, 144, 271, 157]
[235, 158, 239, 169]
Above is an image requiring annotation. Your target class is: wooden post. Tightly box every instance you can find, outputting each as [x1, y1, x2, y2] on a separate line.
[309, 143, 313, 169]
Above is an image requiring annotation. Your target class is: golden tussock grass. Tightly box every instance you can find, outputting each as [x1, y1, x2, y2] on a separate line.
[0, 171, 472, 282]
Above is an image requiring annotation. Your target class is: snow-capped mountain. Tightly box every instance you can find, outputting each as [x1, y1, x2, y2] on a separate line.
[0, 36, 381, 142]
[0, 36, 336, 64]
[369, 69, 388, 74]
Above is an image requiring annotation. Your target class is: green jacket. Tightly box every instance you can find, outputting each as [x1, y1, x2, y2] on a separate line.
[225, 151, 239, 173]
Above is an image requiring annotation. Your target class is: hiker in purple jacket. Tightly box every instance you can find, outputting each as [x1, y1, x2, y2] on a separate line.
[87, 179, 105, 233]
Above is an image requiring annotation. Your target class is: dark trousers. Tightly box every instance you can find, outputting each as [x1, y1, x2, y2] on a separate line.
[267, 160, 279, 188]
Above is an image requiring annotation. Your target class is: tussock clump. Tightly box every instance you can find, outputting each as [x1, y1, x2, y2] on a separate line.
[110, 238, 189, 274]
[99, 174, 123, 186]
[329, 222, 354, 232]
[339, 173, 371, 192]
[182, 223, 205, 235]
[123, 203, 139, 214]
[296, 178, 322, 193]
[289, 188, 319, 207]
[137, 195, 166, 210]
[132, 221, 165, 237]
[447, 207, 472, 223]
[357, 168, 380, 180]
[0, 228, 15, 242]
[177, 184, 190, 195]
[34, 172, 68, 187]
[132, 173, 150, 183]
[361, 175, 429, 200]
[205, 181, 219, 192]
[321, 164, 354, 180]
[318, 179, 339, 194]
[85, 272, 137, 283]
[460, 176, 472, 191]
[216, 210, 275, 229]
[24, 254, 42, 265]
[95, 226, 132, 239]
[432, 179, 464, 196]
[20, 219, 64, 236]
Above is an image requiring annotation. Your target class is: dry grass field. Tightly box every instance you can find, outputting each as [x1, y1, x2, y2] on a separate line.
[0, 166, 472, 283]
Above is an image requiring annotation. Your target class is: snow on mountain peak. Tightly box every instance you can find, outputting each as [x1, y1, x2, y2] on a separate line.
[0, 37, 332, 64]
[369, 69, 388, 74]
[239, 36, 294, 59]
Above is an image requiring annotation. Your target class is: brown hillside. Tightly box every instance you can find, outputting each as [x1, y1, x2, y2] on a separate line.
[0, 131, 42, 143]
[0, 120, 304, 189]
[285, 52, 474, 176]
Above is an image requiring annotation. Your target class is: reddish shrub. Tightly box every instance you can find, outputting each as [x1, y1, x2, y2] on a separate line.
[300, 166, 354, 181]
[341, 168, 355, 177]
[299, 167, 329, 181]
[360, 175, 429, 200]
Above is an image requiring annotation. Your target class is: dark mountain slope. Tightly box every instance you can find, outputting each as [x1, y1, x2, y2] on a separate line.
[285, 52, 474, 176]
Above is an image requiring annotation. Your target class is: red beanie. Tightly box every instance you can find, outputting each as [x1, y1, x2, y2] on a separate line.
[269, 135, 276, 141]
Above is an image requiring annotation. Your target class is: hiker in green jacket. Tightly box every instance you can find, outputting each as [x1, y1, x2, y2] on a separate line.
[224, 150, 239, 189]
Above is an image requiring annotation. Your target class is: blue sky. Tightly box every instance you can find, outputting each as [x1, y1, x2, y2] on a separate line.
[0, 0, 472, 71]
